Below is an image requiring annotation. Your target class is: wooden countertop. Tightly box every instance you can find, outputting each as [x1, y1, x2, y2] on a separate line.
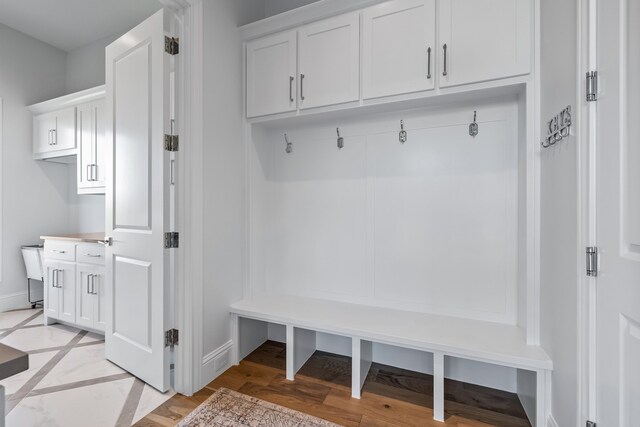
[40, 232, 106, 243]
[0, 343, 28, 381]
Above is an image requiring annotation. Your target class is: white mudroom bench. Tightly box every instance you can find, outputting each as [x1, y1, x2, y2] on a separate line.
[230, 295, 552, 425]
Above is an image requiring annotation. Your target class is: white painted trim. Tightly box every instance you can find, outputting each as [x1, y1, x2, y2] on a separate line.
[0, 97, 3, 283]
[0, 292, 31, 312]
[546, 414, 559, 427]
[239, 0, 387, 40]
[201, 340, 233, 382]
[27, 86, 105, 115]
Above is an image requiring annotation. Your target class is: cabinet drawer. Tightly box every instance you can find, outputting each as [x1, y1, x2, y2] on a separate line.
[44, 242, 76, 262]
[77, 244, 105, 265]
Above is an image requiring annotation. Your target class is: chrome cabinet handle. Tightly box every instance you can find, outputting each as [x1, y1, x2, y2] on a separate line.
[48, 130, 51, 146]
[52, 250, 66, 254]
[84, 253, 101, 257]
[51, 129, 57, 145]
[427, 47, 432, 79]
[87, 164, 92, 181]
[87, 274, 92, 294]
[54, 269, 62, 288]
[289, 76, 294, 102]
[300, 74, 305, 101]
[442, 44, 448, 77]
[92, 275, 98, 295]
[52, 269, 58, 288]
[92, 164, 97, 181]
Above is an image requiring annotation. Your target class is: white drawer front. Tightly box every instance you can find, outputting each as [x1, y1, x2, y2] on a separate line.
[44, 241, 76, 262]
[76, 244, 105, 265]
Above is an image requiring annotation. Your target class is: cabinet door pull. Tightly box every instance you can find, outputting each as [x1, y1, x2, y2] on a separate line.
[442, 44, 448, 77]
[87, 274, 92, 294]
[300, 74, 305, 101]
[84, 253, 101, 258]
[427, 47, 432, 79]
[289, 76, 294, 102]
[52, 269, 57, 288]
[52, 249, 66, 254]
[51, 129, 57, 145]
[55, 269, 62, 288]
[92, 275, 98, 295]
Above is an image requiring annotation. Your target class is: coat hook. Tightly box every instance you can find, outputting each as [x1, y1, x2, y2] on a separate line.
[337, 128, 344, 149]
[284, 133, 293, 154]
[399, 120, 407, 144]
[469, 110, 479, 137]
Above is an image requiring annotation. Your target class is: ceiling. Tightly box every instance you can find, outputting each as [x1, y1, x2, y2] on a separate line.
[0, 0, 162, 52]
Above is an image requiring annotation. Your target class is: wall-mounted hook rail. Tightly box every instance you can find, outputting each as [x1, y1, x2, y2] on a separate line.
[469, 110, 479, 137]
[285, 133, 293, 154]
[337, 128, 344, 150]
[399, 120, 407, 144]
[541, 105, 571, 148]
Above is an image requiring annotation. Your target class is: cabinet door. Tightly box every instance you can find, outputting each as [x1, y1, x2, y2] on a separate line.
[299, 12, 360, 109]
[33, 112, 56, 154]
[92, 269, 106, 332]
[53, 107, 77, 151]
[93, 100, 106, 189]
[362, 0, 436, 99]
[76, 264, 96, 330]
[439, 0, 532, 87]
[246, 31, 297, 118]
[57, 262, 76, 324]
[43, 261, 60, 320]
[77, 103, 94, 189]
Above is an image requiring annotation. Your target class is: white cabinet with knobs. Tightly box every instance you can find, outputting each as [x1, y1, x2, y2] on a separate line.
[77, 100, 106, 194]
[438, 0, 532, 87]
[42, 237, 106, 333]
[362, 0, 436, 99]
[298, 13, 360, 109]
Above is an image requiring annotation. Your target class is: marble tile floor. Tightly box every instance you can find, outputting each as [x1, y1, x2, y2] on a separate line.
[0, 309, 175, 427]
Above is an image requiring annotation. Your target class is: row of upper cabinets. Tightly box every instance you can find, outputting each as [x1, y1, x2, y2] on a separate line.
[246, 0, 532, 118]
[31, 89, 106, 195]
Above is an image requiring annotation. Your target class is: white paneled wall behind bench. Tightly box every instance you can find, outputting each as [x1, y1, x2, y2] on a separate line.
[250, 97, 521, 324]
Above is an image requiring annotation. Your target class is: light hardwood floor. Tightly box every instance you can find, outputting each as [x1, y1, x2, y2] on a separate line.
[135, 341, 531, 426]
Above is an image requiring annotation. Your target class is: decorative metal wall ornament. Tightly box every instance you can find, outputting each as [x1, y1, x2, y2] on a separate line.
[399, 120, 407, 144]
[337, 128, 344, 149]
[284, 133, 293, 154]
[541, 105, 572, 148]
[469, 110, 479, 137]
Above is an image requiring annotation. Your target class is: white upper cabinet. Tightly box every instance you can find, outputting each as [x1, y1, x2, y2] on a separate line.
[77, 100, 106, 194]
[438, 0, 532, 87]
[247, 30, 297, 118]
[299, 13, 360, 109]
[362, 0, 436, 99]
[33, 107, 76, 155]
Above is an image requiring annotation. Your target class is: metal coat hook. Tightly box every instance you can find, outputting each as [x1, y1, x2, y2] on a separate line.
[469, 111, 479, 137]
[284, 133, 293, 154]
[337, 128, 344, 149]
[399, 120, 407, 144]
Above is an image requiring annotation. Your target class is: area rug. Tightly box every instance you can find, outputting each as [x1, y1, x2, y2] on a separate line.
[177, 388, 341, 427]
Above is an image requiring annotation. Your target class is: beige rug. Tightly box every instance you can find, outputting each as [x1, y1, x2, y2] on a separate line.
[177, 388, 341, 427]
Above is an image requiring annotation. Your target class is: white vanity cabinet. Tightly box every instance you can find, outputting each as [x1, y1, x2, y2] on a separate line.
[246, 31, 298, 118]
[438, 0, 532, 87]
[298, 13, 360, 109]
[33, 107, 76, 156]
[362, 0, 436, 99]
[42, 237, 106, 333]
[77, 100, 106, 194]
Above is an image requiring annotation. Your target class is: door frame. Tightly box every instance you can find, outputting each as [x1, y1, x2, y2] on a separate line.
[577, 0, 597, 424]
[159, 0, 204, 396]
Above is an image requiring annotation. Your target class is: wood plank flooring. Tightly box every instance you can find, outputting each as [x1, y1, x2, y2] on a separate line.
[135, 341, 531, 427]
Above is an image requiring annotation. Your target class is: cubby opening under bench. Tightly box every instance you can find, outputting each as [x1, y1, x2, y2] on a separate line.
[230, 296, 552, 424]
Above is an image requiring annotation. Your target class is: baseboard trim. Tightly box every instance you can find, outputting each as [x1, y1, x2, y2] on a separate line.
[201, 340, 233, 388]
[0, 292, 31, 312]
[547, 414, 559, 427]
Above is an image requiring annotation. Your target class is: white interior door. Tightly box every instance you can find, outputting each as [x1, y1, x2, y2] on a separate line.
[105, 8, 172, 392]
[595, 0, 640, 425]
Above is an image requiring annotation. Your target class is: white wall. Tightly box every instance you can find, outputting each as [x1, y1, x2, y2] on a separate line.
[0, 23, 70, 310]
[264, 0, 321, 17]
[65, 34, 120, 94]
[539, 0, 580, 425]
[200, 0, 265, 382]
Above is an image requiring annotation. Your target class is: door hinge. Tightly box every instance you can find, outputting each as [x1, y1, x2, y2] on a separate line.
[586, 71, 598, 102]
[586, 421, 596, 427]
[164, 232, 179, 249]
[586, 247, 598, 277]
[164, 134, 179, 152]
[165, 329, 179, 348]
[165, 36, 179, 55]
